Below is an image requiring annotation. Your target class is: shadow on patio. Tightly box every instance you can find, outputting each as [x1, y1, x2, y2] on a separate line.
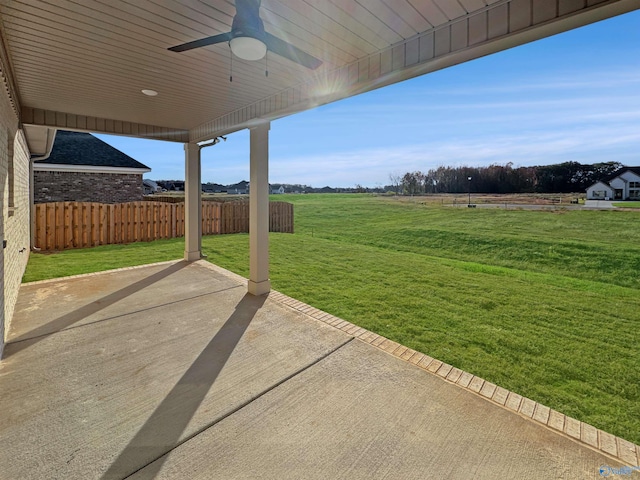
[102, 293, 265, 479]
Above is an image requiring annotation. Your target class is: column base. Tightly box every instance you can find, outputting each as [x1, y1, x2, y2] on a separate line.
[184, 250, 201, 262]
[248, 279, 271, 296]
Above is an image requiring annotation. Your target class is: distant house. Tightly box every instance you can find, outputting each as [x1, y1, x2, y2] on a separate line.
[227, 180, 249, 195]
[202, 182, 226, 193]
[271, 185, 285, 194]
[586, 167, 640, 200]
[156, 180, 184, 192]
[34, 130, 151, 204]
[143, 179, 160, 195]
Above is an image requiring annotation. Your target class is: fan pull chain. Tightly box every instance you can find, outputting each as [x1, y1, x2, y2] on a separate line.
[265, 52, 268, 78]
[229, 47, 233, 82]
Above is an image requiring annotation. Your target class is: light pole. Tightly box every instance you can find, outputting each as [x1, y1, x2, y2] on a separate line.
[467, 176, 472, 206]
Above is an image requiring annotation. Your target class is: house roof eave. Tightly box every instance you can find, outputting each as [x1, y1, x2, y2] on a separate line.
[33, 163, 151, 175]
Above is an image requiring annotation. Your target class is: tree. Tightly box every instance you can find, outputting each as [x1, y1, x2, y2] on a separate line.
[401, 171, 425, 195]
[388, 172, 402, 195]
[397, 161, 620, 195]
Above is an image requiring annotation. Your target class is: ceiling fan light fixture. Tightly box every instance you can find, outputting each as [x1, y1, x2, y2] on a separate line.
[230, 35, 267, 61]
[168, 0, 322, 69]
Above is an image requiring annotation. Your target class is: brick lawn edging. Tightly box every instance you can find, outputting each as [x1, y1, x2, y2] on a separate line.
[265, 288, 640, 468]
[23, 259, 640, 467]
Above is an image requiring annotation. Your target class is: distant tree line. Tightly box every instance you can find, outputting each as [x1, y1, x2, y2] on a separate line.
[388, 161, 623, 195]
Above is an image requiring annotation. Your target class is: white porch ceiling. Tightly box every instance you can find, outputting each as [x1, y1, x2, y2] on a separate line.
[0, 0, 638, 144]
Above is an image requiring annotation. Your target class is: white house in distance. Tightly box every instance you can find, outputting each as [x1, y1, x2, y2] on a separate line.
[586, 167, 640, 200]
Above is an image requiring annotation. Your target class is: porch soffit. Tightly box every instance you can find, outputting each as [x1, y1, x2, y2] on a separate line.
[0, 0, 638, 144]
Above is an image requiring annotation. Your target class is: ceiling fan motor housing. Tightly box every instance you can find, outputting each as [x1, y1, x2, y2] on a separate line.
[229, 0, 267, 60]
[231, 0, 266, 42]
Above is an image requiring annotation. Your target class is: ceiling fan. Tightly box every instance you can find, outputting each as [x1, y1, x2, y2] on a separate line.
[168, 0, 322, 70]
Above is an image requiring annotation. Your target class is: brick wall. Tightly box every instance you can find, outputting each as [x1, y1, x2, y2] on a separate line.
[34, 171, 144, 204]
[0, 127, 6, 358]
[4, 132, 30, 349]
[0, 77, 29, 358]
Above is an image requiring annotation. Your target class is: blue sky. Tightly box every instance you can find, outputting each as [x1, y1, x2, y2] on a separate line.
[96, 10, 640, 188]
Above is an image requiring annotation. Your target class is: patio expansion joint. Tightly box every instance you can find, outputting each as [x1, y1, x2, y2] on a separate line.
[121, 336, 355, 479]
[268, 289, 640, 468]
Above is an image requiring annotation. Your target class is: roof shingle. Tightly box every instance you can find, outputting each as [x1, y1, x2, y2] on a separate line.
[35, 130, 150, 170]
[602, 167, 640, 184]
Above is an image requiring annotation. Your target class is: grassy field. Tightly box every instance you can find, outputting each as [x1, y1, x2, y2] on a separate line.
[23, 194, 640, 444]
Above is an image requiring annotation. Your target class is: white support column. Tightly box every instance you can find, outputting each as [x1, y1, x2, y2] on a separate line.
[184, 142, 201, 261]
[248, 122, 271, 296]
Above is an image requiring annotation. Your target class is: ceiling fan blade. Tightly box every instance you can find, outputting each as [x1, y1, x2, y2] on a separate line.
[264, 32, 322, 70]
[168, 32, 233, 52]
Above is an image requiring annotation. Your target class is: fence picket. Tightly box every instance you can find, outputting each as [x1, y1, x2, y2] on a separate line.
[79, 203, 86, 248]
[45, 203, 54, 250]
[63, 202, 72, 249]
[90, 204, 96, 246]
[127, 203, 134, 243]
[70, 202, 77, 248]
[108, 205, 115, 244]
[36, 204, 45, 249]
[114, 204, 121, 244]
[99, 204, 106, 245]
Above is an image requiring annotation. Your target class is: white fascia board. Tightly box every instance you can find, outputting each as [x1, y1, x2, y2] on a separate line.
[33, 163, 151, 174]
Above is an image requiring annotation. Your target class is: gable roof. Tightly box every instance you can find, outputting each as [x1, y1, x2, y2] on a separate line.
[35, 130, 150, 170]
[586, 181, 612, 189]
[601, 167, 640, 184]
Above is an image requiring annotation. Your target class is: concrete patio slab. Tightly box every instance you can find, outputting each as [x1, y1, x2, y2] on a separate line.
[0, 260, 634, 479]
[131, 339, 620, 480]
[1, 261, 350, 479]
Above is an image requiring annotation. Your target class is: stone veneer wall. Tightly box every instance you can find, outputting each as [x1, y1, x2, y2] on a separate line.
[0, 82, 30, 358]
[34, 171, 144, 204]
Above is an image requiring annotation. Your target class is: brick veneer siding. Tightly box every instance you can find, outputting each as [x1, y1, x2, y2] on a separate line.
[34, 171, 144, 204]
[0, 79, 30, 358]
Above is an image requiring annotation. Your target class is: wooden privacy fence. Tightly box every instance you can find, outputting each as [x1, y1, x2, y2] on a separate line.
[34, 201, 294, 251]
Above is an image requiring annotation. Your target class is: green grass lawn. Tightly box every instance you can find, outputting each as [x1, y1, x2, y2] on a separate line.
[613, 201, 640, 209]
[23, 194, 640, 444]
